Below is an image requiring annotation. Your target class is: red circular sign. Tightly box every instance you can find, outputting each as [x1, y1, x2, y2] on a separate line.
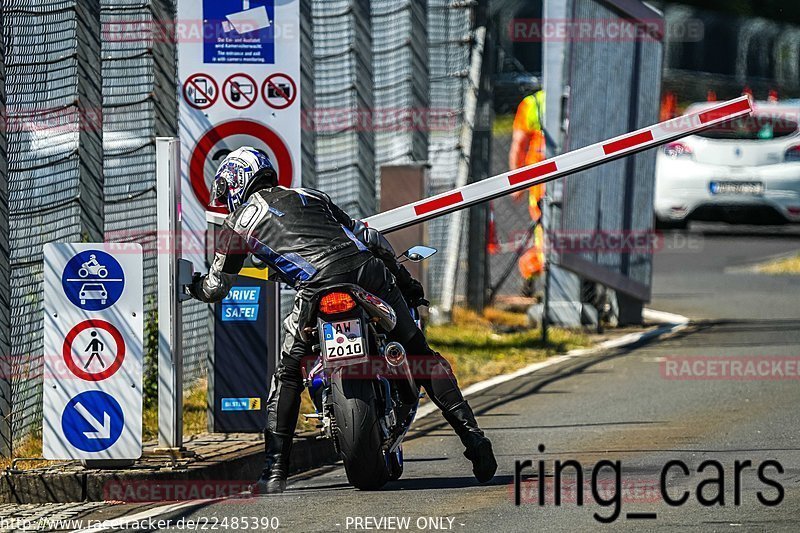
[183, 73, 219, 110]
[62, 319, 126, 382]
[222, 73, 258, 110]
[261, 73, 297, 110]
[189, 119, 294, 213]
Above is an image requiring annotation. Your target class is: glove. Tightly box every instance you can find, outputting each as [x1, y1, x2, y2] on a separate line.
[395, 265, 426, 307]
[186, 272, 204, 300]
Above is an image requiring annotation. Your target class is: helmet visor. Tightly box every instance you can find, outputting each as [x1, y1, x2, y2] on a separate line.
[209, 176, 229, 209]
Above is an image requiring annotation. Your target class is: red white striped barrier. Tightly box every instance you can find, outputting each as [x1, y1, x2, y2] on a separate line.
[363, 96, 753, 233]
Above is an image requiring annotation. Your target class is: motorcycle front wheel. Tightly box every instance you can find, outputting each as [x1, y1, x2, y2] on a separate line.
[331, 366, 390, 490]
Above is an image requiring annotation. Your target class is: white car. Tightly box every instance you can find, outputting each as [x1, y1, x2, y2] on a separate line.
[654, 101, 800, 228]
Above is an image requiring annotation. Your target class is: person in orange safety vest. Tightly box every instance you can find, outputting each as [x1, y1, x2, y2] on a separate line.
[508, 89, 546, 291]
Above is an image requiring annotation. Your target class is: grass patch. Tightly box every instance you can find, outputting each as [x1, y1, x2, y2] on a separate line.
[142, 378, 208, 442]
[0, 432, 46, 471]
[427, 308, 588, 388]
[754, 254, 800, 275]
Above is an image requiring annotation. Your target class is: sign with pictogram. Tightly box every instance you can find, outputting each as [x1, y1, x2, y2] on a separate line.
[178, 0, 301, 270]
[61, 391, 125, 452]
[62, 319, 126, 382]
[188, 119, 294, 212]
[202, 0, 275, 64]
[261, 73, 296, 109]
[223, 73, 258, 110]
[61, 249, 125, 311]
[42, 243, 143, 460]
[183, 73, 219, 110]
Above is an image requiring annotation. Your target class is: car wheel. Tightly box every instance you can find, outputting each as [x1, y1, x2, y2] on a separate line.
[655, 217, 688, 230]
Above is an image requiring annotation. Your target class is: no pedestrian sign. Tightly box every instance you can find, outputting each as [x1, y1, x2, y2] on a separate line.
[42, 243, 144, 460]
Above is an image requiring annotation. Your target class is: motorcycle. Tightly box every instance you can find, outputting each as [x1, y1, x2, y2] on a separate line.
[78, 255, 108, 278]
[302, 245, 436, 490]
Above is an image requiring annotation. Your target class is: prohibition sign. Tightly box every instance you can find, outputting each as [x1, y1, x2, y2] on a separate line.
[262, 73, 297, 110]
[223, 73, 258, 110]
[63, 319, 126, 382]
[189, 119, 294, 211]
[183, 73, 218, 110]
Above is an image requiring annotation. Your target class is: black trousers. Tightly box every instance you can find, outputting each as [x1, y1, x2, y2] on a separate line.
[266, 256, 466, 436]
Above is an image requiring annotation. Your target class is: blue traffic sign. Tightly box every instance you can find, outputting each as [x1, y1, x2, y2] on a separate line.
[61, 390, 124, 452]
[61, 249, 125, 311]
[203, 0, 275, 64]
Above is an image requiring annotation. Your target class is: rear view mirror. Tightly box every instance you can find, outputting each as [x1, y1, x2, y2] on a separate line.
[402, 245, 437, 262]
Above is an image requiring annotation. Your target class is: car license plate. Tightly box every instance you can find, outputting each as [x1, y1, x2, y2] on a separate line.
[321, 319, 365, 361]
[709, 181, 764, 195]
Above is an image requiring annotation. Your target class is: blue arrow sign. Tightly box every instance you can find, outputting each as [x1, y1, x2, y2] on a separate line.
[61, 390, 124, 452]
[61, 250, 125, 311]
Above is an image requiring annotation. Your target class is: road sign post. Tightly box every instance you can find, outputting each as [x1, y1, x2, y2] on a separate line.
[42, 244, 143, 461]
[155, 137, 194, 452]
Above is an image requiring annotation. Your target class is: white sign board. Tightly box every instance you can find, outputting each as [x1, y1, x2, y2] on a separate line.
[177, 0, 302, 270]
[42, 243, 143, 460]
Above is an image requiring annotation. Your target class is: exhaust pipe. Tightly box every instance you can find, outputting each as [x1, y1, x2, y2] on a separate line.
[383, 342, 418, 405]
[384, 342, 407, 367]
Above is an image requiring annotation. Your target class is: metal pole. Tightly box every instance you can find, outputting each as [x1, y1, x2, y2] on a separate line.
[156, 137, 184, 451]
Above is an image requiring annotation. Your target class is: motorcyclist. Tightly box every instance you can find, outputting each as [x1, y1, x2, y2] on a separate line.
[188, 147, 497, 494]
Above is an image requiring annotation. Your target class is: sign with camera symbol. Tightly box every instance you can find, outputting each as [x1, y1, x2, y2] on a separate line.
[262, 73, 296, 109]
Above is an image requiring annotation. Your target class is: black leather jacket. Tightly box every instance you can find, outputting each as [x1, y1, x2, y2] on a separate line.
[190, 186, 373, 302]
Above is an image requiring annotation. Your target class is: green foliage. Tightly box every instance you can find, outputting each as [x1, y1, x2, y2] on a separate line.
[143, 296, 158, 408]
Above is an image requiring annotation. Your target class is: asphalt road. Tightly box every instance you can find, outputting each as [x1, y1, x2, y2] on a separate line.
[146, 224, 800, 532]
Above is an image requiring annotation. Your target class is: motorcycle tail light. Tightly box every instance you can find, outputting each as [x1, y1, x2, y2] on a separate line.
[785, 145, 800, 162]
[319, 292, 356, 314]
[663, 141, 694, 159]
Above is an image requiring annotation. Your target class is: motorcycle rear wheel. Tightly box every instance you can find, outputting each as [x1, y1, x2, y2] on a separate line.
[331, 367, 390, 490]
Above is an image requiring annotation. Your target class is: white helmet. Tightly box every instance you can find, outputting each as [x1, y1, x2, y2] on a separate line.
[209, 146, 277, 212]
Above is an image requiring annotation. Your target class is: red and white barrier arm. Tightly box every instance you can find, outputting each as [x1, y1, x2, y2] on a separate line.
[363, 96, 753, 233]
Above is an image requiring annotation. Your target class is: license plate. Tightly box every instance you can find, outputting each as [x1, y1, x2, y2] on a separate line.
[709, 181, 764, 195]
[321, 319, 365, 361]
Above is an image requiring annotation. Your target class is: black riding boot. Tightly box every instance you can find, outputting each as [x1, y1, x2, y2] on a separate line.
[442, 402, 497, 483]
[252, 431, 293, 495]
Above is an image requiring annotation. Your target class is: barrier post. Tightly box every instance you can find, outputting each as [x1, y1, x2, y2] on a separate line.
[155, 137, 193, 452]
